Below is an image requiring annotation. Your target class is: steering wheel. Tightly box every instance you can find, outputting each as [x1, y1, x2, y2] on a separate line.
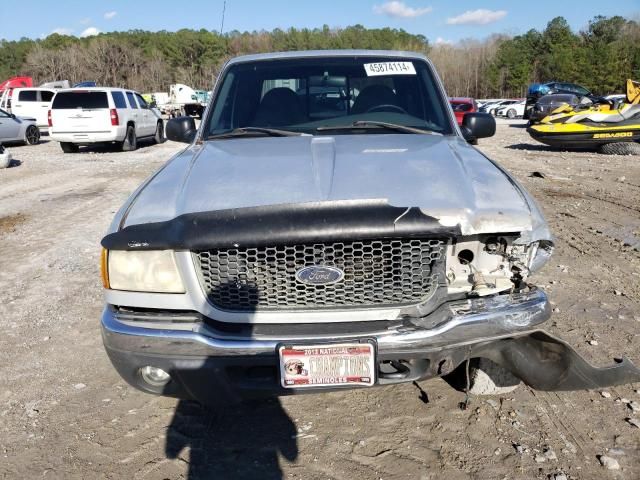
[366, 104, 407, 114]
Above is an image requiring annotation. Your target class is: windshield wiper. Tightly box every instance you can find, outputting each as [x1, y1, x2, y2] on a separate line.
[316, 121, 441, 135]
[208, 127, 306, 140]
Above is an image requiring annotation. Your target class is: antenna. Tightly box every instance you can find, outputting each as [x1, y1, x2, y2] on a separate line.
[220, 0, 227, 35]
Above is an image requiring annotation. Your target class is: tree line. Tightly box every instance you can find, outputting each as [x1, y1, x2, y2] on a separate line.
[0, 16, 638, 98]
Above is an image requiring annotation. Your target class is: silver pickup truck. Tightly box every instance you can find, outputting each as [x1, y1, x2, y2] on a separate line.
[100, 50, 640, 405]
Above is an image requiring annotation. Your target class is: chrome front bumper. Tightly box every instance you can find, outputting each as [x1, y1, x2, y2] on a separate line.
[101, 289, 551, 357]
[101, 288, 640, 401]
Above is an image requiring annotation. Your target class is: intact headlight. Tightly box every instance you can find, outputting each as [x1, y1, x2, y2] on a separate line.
[527, 240, 554, 274]
[105, 250, 185, 293]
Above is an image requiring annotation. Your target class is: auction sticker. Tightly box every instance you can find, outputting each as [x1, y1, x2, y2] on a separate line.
[364, 61, 416, 76]
[279, 342, 375, 389]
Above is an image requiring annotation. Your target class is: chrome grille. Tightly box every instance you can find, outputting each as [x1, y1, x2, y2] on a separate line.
[195, 239, 445, 311]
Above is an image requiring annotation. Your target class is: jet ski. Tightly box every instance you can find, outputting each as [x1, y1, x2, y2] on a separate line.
[527, 79, 640, 152]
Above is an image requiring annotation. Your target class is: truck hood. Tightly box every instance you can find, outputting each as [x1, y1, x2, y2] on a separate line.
[121, 134, 544, 238]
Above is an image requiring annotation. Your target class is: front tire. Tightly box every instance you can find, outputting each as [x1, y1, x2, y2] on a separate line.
[121, 125, 137, 151]
[60, 142, 79, 153]
[467, 359, 521, 395]
[153, 121, 165, 144]
[24, 125, 40, 145]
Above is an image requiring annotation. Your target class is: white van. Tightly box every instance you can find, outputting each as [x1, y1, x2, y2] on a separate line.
[0, 88, 56, 128]
[48, 87, 164, 153]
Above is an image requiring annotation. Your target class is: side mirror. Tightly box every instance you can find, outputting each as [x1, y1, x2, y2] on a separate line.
[166, 116, 197, 143]
[150, 101, 157, 108]
[10, 113, 16, 119]
[461, 112, 496, 143]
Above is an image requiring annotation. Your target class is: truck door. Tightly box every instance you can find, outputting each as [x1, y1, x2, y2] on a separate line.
[134, 93, 155, 136]
[125, 91, 143, 136]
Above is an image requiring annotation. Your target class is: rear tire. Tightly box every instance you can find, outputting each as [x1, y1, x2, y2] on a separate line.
[506, 109, 516, 119]
[121, 125, 137, 151]
[60, 142, 79, 153]
[599, 142, 640, 156]
[467, 359, 521, 395]
[24, 125, 40, 145]
[153, 121, 165, 144]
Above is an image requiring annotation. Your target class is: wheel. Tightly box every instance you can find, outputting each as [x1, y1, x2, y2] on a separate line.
[24, 125, 40, 145]
[506, 109, 516, 119]
[60, 142, 79, 153]
[121, 125, 137, 151]
[153, 121, 165, 144]
[599, 142, 640, 156]
[467, 359, 521, 395]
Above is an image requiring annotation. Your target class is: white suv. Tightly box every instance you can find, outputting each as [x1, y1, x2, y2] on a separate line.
[48, 87, 164, 153]
[0, 88, 56, 128]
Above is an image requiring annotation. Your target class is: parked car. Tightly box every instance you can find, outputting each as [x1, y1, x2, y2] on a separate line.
[0, 108, 40, 145]
[496, 100, 526, 119]
[529, 93, 581, 123]
[4, 88, 56, 128]
[449, 97, 477, 125]
[478, 100, 501, 113]
[73, 81, 97, 88]
[48, 87, 165, 153]
[524, 82, 591, 120]
[487, 100, 518, 116]
[99, 50, 640, 406]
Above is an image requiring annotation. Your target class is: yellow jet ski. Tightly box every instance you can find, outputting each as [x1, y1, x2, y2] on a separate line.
[527, 79, 640, 154]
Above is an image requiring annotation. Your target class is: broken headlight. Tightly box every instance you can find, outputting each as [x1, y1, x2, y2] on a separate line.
[104, 250, 185, 293]
[527, 240, 554, 274]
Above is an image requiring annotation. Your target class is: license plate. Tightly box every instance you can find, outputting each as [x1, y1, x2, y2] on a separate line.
[278, 342, 375, 389]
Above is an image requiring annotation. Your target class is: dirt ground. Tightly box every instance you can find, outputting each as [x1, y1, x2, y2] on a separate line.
[0, 120, 639, 480]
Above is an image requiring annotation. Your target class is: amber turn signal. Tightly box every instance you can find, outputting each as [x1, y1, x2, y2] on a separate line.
[100, 248, 110, 289]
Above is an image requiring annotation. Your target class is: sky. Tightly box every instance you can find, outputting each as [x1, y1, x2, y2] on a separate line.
[0, 0, 638, 44]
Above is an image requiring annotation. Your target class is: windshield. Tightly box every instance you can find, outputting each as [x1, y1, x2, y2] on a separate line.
[205, 56, 454, 137]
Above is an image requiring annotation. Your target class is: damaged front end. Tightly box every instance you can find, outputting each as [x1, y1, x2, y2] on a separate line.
[374, 287, 640, 392]
[432, 230, 640, 392]
[101, 199, 640, 400]
[476, 331, 640, 392]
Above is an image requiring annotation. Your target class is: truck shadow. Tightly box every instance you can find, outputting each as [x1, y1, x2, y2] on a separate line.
[165, 397, 297, 479]
[164, 281, 298, 479]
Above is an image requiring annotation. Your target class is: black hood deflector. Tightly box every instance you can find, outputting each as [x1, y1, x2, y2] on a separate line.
[102, 200, 460, 251]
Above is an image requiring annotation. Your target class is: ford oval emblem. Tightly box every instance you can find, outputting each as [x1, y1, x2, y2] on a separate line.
[295, 266, 344, 285]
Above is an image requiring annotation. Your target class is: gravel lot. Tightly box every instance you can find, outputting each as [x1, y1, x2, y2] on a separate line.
[1, 120, 639, 479]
